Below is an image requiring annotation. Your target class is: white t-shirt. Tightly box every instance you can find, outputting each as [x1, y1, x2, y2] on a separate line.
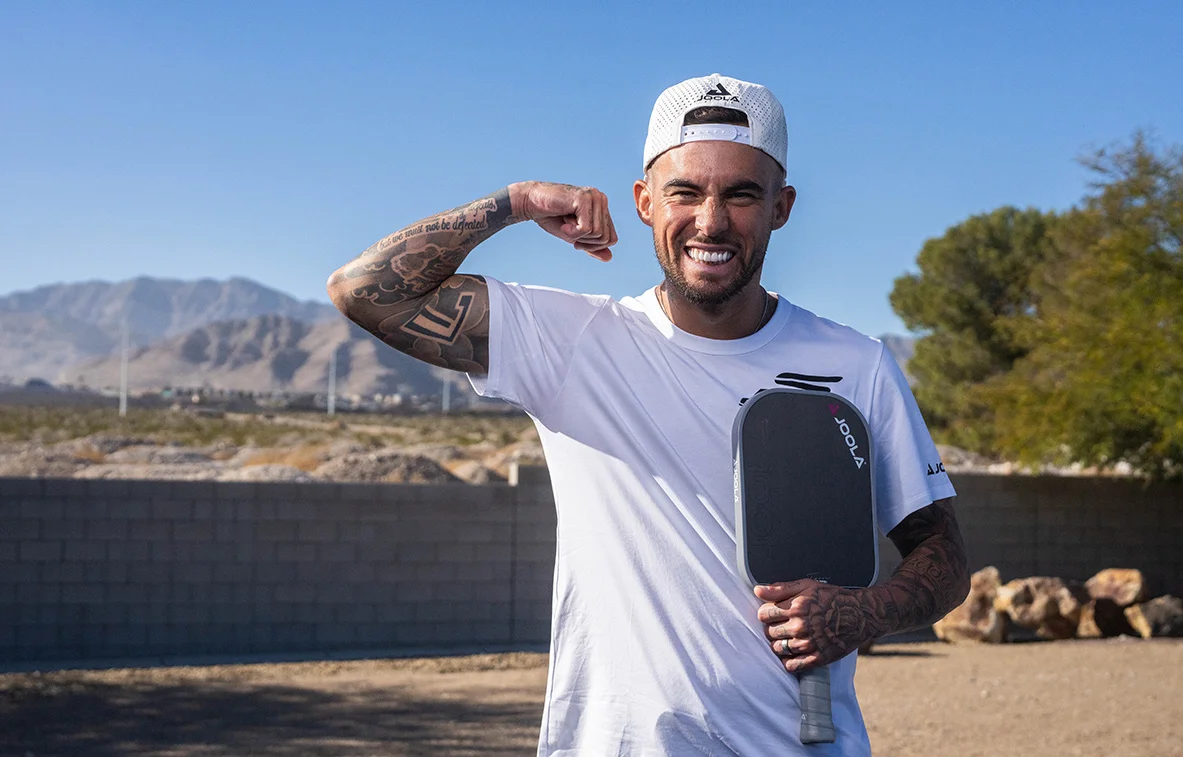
[469, 278, 956, 756]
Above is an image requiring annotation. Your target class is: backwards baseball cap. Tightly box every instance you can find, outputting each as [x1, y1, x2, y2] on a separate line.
[643, 73, 788, 173]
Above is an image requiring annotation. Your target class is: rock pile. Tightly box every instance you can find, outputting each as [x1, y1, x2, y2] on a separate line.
[311, 451, 460, 484]
[0, 433, 515, 484]
[934, 567, 1182, 643]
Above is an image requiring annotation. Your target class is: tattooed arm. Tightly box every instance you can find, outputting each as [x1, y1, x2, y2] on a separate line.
[327, 182, 617, 373]
[754, 497, 970, 672]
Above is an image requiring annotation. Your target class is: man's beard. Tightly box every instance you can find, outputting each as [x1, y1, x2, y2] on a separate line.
[654, 228, 772, 306]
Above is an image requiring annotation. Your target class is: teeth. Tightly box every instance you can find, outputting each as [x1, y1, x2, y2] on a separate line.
[687, 249, 734, 264]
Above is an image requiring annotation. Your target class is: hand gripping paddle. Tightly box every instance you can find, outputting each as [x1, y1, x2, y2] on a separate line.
[733, 388, 879, 745]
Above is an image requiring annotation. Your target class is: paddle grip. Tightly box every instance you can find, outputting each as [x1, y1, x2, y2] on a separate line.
[797, 665, 836, 744]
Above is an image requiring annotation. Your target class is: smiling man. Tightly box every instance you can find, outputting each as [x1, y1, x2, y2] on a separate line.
[328, 74, 969, 756]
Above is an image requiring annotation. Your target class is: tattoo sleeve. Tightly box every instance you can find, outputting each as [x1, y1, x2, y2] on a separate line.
[859, 497, 971, 637]
[326, 188, 521, 373]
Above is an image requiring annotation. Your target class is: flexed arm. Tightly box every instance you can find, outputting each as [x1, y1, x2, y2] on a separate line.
[327, 182, 616, 374]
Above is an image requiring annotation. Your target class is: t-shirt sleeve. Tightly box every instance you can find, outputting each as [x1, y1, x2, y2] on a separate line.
[868, 343, 957, 535]
[467, 277, 608, 420]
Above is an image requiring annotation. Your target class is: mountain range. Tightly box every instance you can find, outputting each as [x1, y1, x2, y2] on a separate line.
[0, 277, 337, 385]
[58, 314, 464, 398]
[1, 276, 914, 398]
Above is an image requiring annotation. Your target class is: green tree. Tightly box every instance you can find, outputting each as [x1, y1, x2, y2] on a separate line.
[988, 135, 1183, 478]
[889, 207, 1056, 450]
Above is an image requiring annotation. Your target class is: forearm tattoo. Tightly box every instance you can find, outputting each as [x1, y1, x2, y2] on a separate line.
[327, 188, 520, 372]
[779, 584, 891, 662]
[868, 498, 970, 635]
[763, 498, 968, 667]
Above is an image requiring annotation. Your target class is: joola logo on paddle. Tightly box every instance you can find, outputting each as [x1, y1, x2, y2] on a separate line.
[832, 416, 866, 469]
[699, 83, 740, 102]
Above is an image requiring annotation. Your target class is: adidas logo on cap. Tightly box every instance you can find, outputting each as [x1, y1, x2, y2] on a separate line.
[698, 82, 739, 103]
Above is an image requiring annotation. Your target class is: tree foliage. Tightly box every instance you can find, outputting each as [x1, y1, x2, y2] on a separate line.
[889, 207, 1055, 450]
[893, 134, 1183, 478]
[988, 135, 1183, 478]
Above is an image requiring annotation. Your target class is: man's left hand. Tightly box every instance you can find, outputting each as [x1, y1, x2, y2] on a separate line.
[754, 580, 878, 673]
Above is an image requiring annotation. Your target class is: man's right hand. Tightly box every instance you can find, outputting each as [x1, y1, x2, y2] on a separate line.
[509, 181, 618, 261]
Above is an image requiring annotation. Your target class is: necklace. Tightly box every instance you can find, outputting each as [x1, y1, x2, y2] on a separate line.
[659, 285, 773, 333]
[756, 289, 772, 330]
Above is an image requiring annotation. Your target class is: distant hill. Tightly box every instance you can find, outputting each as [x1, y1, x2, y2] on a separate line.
[60, 314, 471, 400]
[879, 334, 916, 375]
[0, 277, 338, 383]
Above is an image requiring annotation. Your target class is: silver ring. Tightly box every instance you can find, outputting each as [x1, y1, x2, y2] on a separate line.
[781, 640, 795, 657]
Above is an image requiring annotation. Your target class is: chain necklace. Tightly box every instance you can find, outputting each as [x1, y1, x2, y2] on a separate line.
[756, 289, 773, 330]
[659, 285, 773, 332]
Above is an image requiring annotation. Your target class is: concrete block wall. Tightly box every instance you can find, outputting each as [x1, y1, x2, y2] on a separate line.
[875, 474, 1182, 595]
[510, 466, 558, 644]
[3, 468, 1179, 667]
[1, 470, 558, 665]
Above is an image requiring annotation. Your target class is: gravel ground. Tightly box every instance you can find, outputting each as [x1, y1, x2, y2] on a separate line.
[2, 640, 1180, 756]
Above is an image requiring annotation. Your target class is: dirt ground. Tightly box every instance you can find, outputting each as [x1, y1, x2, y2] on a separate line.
[2, 639, 1180, 757]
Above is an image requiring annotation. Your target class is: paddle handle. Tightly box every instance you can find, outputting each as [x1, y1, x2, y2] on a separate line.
[797, 665, 836, 744]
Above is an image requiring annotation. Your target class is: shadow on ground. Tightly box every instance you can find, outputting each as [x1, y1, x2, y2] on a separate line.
[2, 676, 542, 757]
[860, 648, 938, 658]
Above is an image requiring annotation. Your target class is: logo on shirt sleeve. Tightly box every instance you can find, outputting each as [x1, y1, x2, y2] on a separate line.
[927, 461, 946, 476]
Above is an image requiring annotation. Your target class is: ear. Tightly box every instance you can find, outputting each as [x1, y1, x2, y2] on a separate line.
[634, 178, 654, 227]
[771, 185, 796, 230]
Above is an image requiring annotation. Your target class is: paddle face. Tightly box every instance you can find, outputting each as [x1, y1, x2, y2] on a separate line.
[733, 388, 878, 590]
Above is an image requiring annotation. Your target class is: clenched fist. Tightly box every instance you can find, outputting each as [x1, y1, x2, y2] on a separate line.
[509, 181, 618, 260]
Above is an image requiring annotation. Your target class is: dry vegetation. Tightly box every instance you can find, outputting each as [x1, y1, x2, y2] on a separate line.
[0, 406, 541, 483]
[0, 406, 533, 448]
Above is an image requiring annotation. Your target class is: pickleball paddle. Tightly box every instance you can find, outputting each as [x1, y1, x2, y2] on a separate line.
[733, 388, 879, 744]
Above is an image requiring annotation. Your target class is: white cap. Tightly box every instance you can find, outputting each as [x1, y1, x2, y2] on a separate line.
[643, 73, 788, 173]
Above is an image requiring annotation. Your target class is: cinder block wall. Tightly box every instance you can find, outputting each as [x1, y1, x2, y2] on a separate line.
[1, 469, 557, 665]
[3, 469, 1180, 666]
[876, 474, 1182, 594]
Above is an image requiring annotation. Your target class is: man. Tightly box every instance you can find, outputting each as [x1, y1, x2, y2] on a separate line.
[328, 73, 969, 755]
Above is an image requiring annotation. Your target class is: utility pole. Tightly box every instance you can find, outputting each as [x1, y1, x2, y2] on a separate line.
[442, 377, 451, 415]
[119, 316, 129, 417]
[327, 349, 337, 417]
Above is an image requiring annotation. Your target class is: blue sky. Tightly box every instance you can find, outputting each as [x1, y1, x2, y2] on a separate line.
[2, 1, 1181, 337]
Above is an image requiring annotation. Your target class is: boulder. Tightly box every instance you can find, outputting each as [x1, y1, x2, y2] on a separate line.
[1125, 596, 1183, 639]
[994, 576, 1088, 640]
[1085, 568, 1147, 607]
[934, 566, 1009, 643]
